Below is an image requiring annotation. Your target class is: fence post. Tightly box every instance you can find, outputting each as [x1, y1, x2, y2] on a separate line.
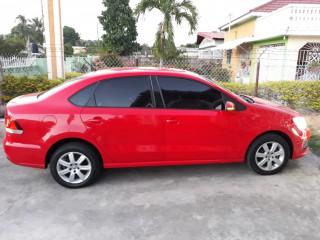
[0, 60, 3, 105]
[0, 61, 3, 82]
[255, 60, 260, 97]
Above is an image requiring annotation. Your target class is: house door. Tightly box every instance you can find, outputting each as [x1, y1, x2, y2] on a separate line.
[296, 42, 320, 80]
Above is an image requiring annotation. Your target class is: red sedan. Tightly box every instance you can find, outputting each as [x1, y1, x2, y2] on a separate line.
[3, 68, 311, 188]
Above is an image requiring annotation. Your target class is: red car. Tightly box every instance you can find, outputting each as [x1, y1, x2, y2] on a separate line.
[3, 68, 310, 188]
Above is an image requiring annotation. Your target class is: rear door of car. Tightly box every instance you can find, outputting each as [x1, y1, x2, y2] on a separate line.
[80, 76, 165, 164]
[155, 76, 244, 162]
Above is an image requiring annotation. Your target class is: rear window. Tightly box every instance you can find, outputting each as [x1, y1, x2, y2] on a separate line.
[69, 82, 98, 106]
[38, 77, 84, 99]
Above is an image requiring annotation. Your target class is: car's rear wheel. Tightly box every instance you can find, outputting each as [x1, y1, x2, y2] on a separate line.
[246, 133, 290, 175]
[50, 142, 102, 188]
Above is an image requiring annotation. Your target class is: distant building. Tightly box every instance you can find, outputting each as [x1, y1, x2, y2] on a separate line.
[72, 46, 88, 55]
[217, 0, 320, 82]
[196, 32, 225, 59]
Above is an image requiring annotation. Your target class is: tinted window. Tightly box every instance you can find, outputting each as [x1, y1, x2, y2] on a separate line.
[92, 77, 153, 108]
[158, 77, 223, 110]
[69, 82, 98, 106]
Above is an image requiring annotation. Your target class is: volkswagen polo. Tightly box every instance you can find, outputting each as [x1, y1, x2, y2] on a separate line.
[3, 68, 310, 188]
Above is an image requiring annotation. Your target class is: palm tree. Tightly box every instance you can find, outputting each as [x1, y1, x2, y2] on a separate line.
[135, 0, 198, 64]
[30, 17, 44, 44]
[11, 15, 32, 43]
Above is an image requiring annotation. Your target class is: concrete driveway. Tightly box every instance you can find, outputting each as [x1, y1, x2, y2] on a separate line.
[0, 122, 320, 240]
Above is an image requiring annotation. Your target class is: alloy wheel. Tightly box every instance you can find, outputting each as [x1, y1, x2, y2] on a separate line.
[255, 141, 285, 171]
[56, 152, 92, 184]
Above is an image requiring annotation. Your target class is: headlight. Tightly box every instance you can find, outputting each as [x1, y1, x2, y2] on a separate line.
[293, 117, 307, 131]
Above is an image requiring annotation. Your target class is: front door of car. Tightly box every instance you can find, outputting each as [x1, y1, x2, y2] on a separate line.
[156, 76, 244, 162]
[80, 76, 164, 164]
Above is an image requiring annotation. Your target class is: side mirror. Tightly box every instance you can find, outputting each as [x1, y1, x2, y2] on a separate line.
[226, 101, 236, 112]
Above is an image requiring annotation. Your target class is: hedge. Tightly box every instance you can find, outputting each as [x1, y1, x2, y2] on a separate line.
[0, 75, 64, 102]
[65, 72, 83, 79]
[218, 81, 320, 111]
[1, 74, 319, 111]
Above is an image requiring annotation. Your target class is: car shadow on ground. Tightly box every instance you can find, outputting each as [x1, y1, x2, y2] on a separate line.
[96, 160, 302, 186]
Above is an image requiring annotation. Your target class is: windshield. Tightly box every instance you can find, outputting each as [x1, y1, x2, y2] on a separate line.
[38, 77, 84, 99]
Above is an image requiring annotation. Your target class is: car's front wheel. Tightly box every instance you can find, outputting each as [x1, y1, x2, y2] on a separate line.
[50, 142, 102, 188]
[246, 133, 290, 175]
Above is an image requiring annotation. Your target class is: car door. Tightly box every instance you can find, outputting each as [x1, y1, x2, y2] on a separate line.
[156, 76, 244, 162]
[80, 76, 165, 164]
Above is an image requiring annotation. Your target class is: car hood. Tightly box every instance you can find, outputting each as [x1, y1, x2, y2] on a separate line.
[251, 96, 300, 116]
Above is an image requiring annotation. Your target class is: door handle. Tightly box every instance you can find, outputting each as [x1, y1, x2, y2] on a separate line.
[87, 117, 105, 125]
[166, 119, 180, 125]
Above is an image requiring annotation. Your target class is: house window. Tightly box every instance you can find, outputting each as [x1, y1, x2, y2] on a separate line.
[226, 50, 232, 64]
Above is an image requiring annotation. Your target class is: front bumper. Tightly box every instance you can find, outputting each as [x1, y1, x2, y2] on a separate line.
[291, 128, 311, 160]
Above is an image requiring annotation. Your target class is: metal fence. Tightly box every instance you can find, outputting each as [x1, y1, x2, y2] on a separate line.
[0, 49, 320, 83]
[1, 52, 320, 111]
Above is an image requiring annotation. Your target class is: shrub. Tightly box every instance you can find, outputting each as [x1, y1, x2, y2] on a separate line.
[218, 81, 320, 111]
[218, 82, 255, 95]
[65, 72, 83, 79]
[0, 75, 64, 102]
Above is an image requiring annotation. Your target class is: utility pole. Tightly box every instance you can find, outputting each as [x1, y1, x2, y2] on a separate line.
[0, 61, 4, 105]
[97, 23, 99, 41]
[228, 13, 232, 32]
[43, 0, 65, 79]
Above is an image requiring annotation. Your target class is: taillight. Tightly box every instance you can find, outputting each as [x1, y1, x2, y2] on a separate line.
[5, 116, 23, 134]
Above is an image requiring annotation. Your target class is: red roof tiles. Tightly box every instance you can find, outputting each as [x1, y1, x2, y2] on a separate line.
[251, 0, 320, 13]
[196, 32, 225, 44]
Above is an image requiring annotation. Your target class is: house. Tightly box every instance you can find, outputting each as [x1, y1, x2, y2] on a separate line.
[196, 32, 225, 59]
[178, 47, 201, 58]
[177, 32, 225, 59]
[72, 46, 88, 55]
[216, 0, 320, 83]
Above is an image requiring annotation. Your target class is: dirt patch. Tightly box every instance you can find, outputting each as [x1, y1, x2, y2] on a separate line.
[305, 113, 320, 134]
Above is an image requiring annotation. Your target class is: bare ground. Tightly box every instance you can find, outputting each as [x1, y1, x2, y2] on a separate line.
[305, 113, 320, 133]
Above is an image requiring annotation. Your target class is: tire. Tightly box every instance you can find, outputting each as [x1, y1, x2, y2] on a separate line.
[246, 133, 290, 175]
[50, 142, 102, 188]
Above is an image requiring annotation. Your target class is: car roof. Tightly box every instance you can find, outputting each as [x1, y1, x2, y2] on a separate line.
[82, 67, 200, 79]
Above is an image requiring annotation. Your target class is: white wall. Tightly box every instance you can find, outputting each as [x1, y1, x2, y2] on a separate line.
[285, 36, 320, 80]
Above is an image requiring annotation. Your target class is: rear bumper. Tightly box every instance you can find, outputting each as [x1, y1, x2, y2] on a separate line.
[3, 139, 46, 169]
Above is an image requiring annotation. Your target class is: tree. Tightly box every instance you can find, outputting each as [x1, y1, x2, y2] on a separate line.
[181, 43, 199, 48]
[11, 15, 32, 43]
[83, 40, 103, 54]
[64, 43, 74, 56]
[135, 0, 198, 61]
[0, 35, 25, 56]
[29, 17, 44, 44]
[98, 0, 137, 56]
[63, 26, 80, 46]
[10, 15, 44, 45]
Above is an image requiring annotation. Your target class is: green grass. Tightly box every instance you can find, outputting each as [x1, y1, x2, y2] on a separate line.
[309, 132, 320, 156]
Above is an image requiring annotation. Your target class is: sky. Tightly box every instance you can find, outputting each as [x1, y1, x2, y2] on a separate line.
[0, 0, 270, 46]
